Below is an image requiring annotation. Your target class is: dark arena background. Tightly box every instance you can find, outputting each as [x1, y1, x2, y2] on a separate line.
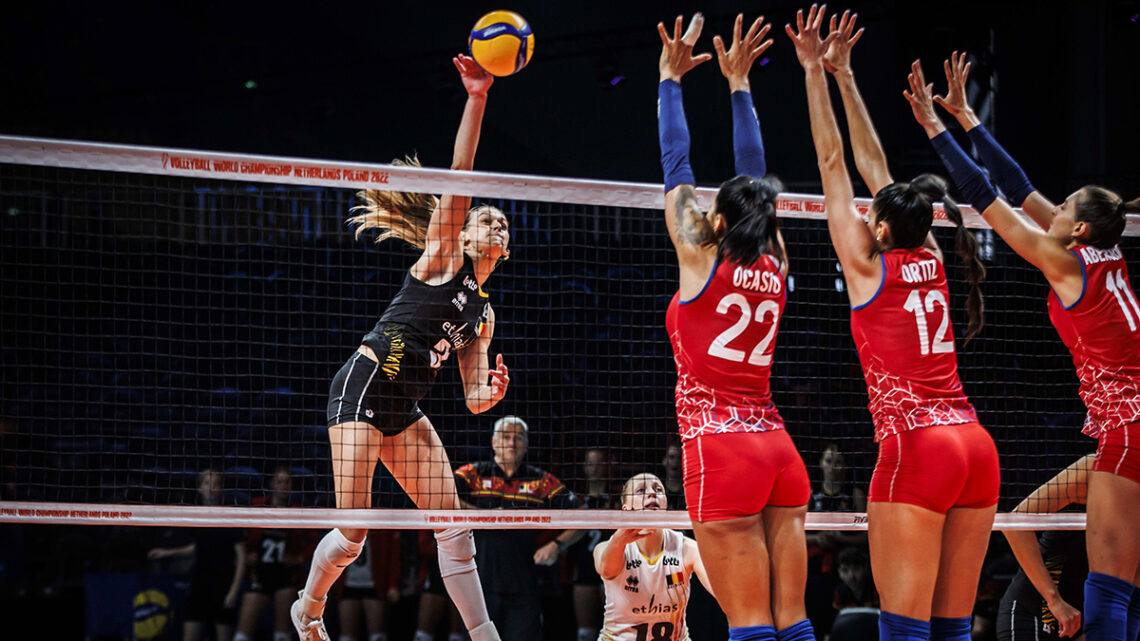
[2, 1, 1138, 640]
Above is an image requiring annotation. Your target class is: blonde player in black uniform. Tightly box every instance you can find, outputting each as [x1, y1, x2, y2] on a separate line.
[290, 53, 509, 641]
[594, 473, 713, 641]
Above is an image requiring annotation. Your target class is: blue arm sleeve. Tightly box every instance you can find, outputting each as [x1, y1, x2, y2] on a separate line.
[658, 80, 696, 193]
[930, 131, 998, 212]
[965, 124, 1036, 206]
[731, 90, 766, 178]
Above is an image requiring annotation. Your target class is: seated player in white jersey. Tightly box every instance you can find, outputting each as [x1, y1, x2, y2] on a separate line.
[594, 473, 712, 641]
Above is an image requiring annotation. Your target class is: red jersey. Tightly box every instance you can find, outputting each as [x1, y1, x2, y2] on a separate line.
[1047, 245, 1140, 437]
[849, 248, 977, 442]
[666, 255, 786, 442]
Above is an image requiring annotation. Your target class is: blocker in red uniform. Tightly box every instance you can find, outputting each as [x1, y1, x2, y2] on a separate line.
[853, 247, 999, 512]
[1048, 244, 1140, 483]
[667, 254, 810, 522]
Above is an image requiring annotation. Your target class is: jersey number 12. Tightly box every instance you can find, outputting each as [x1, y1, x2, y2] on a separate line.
[903, 289, 954, 356]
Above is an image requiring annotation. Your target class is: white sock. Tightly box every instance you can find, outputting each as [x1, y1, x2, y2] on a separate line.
[234, 634, 252, 641]
[302, 529, 365, 609]
[413, 631, 435, 641]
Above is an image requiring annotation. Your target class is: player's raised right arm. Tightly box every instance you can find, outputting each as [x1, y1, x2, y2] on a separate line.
[788, 6, 878, 284]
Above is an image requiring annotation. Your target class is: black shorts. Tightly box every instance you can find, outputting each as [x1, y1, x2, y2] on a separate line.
[342, 585, 380, 600]
[184, 572, 237, 626]
[996, 593, 1065, 641]
[247, 564, 295, 595]
[327, 350, 425, 437]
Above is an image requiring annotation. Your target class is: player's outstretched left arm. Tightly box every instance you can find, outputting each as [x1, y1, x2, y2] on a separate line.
[714, 13, 773, 179]
[457, 305, 508, 414]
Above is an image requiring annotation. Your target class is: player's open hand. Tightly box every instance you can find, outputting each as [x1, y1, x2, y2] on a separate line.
[823, 10, 864, 74]
[658, 13, 713, 83]
[904, 60, 941, 127]
[933, 50, 972, 118]
[786, 4, 839, 69]
[454, 54, 492, 98]
[713, 14, 772, 91]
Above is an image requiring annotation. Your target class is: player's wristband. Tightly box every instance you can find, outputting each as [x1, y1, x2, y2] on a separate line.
[965, 124, 1036, 206]
[658, 80, 696, 193]
[930, 131, 998, 212]
[731, 90, 766, 178]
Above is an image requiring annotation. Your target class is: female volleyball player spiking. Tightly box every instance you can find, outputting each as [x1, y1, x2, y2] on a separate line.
[904, 51, 1140, 641]
[656, 12, 816, 641]
[789, 6, 999, 641]
[290, 53, 508, 641]
[594, 473, 712, 641]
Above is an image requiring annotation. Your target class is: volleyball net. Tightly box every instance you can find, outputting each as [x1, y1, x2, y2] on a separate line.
[2, 135, 1130, 530]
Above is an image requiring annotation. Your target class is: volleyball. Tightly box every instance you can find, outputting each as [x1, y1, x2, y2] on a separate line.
[468, 11, 534, 77]
[132, 589, 171, 640]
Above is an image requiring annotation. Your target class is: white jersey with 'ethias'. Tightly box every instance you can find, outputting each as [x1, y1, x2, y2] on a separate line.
[599, 529, 691, 641]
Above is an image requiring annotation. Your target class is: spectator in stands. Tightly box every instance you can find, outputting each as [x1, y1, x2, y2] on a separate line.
[806, 443, 867, 635]
[661, 441, 685, 510]
[338, 530, 402, 641]
[453, 415, 584, 641]
[570, 447, 619, 641]
[829, 547, 879, 641]
[148, 469, 246, 641]
[235, 467, 315, 641]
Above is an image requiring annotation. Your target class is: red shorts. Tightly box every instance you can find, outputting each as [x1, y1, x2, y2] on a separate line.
[869, 422, 999, 513]
[1093, 421, 1140, 484]
[682, 429, 810, 523]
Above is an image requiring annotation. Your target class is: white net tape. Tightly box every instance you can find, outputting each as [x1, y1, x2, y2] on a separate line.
[4, 134, 1138, 234]
[0, 502, 1087, 530]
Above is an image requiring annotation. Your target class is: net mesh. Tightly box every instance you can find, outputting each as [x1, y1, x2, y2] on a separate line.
[0, 140, 1130, 527]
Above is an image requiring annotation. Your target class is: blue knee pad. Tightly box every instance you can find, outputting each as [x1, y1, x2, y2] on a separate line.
[728, 625, 776, 641]
[1084, 571, 1133, 641]
[929, 616, 970, 641]
[879, 611, 930, 641]
[1126, 583, 1140, 641]
[775, 619, 815, 641]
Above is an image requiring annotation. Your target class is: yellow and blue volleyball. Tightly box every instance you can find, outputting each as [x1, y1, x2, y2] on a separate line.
[468, 11, 534, 77]
[132, 589, 171, 640]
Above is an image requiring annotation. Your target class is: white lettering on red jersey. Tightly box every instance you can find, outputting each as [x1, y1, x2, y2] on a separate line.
[1047, 245, 1140, 437]
[666, 255, 786, 442]
[849, 248, 977, 442]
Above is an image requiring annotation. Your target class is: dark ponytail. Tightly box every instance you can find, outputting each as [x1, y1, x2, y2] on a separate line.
[912, 173, 985, 343]
[714, 175, 786, 268]
[1078, 186, 1136, 249]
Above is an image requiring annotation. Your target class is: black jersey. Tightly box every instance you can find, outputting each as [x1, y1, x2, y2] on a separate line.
[362, 255, 491, 391]
[1001, 529, 1087, 635]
